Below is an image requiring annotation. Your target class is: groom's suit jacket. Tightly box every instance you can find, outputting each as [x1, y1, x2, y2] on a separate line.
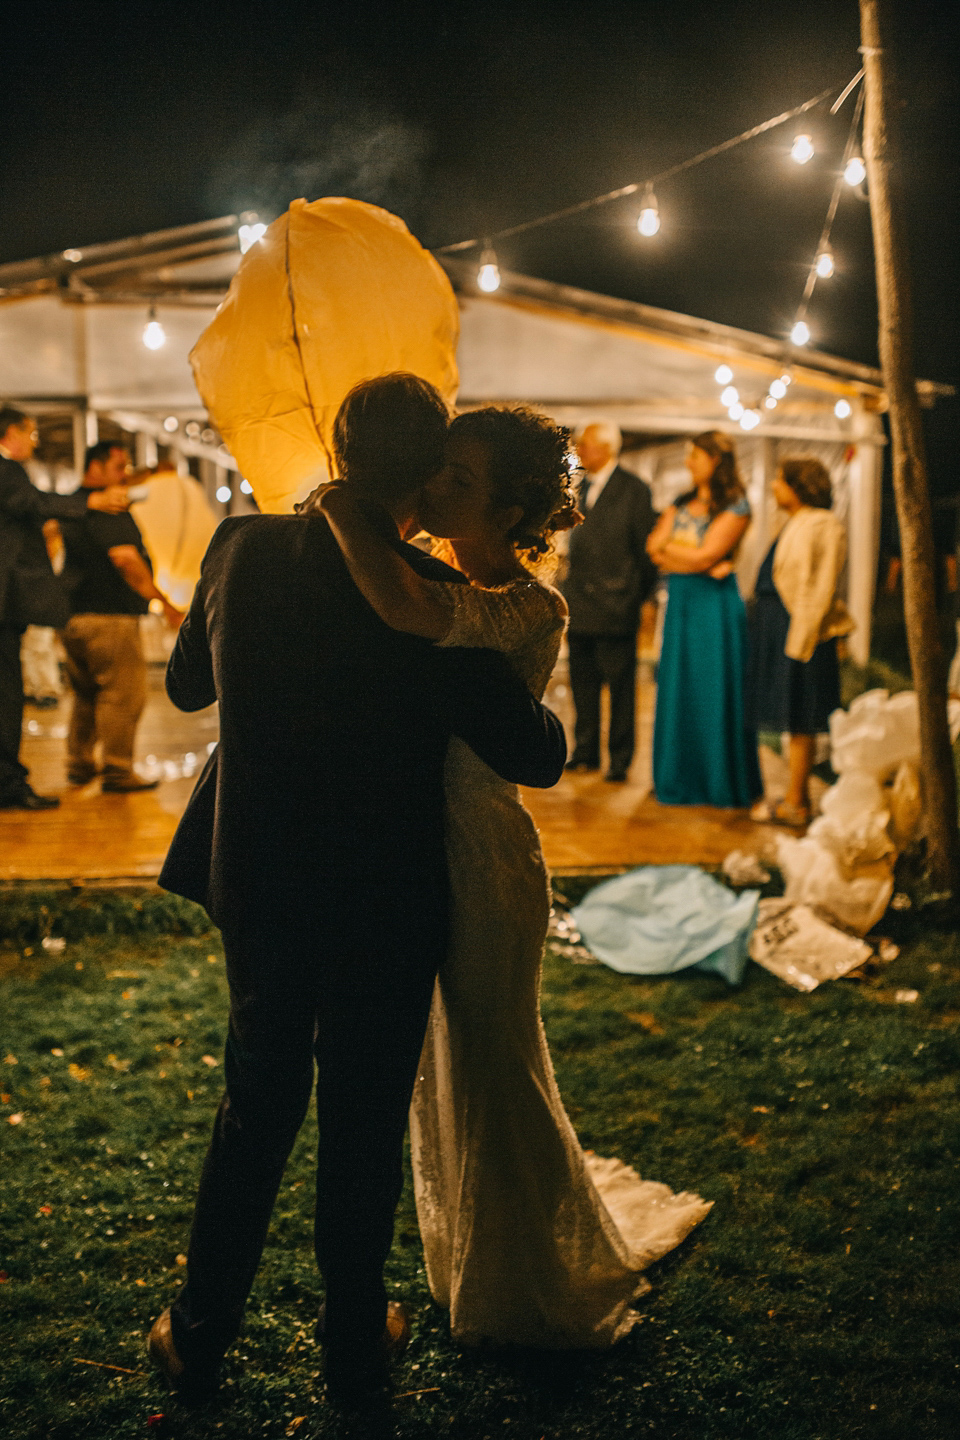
[159, 513, 566, 927]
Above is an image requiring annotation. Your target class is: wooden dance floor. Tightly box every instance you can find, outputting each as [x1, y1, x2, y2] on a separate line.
[3, 654, 773, 883]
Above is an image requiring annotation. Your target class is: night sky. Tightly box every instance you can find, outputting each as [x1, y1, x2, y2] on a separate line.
[3, 0, 958, 471]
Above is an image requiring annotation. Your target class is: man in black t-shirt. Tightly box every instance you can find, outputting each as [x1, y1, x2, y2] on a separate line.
[61, 442, 185, 792]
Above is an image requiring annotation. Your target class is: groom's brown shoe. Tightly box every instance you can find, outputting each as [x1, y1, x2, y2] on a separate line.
[315, 1300, 412, 1359]
[146, 1307, 219, 1405]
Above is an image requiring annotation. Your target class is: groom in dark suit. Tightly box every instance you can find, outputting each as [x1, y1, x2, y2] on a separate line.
[148, 375, 566, 1409]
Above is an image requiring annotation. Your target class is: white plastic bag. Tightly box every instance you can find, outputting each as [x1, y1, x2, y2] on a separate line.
[775, 834, 894, 935]
[830, 688, 960, 780]
[749, 899, 873, 991]
[805, 771, 894, 868]
[887, 760, 923, 850]
[720, 850, 771, 887]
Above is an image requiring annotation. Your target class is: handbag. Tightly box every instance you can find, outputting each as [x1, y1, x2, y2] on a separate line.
[8, 564, 71, 629]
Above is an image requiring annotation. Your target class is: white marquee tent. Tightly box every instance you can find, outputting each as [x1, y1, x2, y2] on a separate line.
[1, 215, 952, 661]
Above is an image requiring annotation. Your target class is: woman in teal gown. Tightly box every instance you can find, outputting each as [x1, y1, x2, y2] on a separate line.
[647, 431, 762, 808]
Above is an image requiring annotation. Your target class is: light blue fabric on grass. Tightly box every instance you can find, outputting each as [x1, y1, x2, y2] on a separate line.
[571, 865, 759, 986]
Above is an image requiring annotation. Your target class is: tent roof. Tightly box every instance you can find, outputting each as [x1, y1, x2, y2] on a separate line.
[0, 216, 951, 432]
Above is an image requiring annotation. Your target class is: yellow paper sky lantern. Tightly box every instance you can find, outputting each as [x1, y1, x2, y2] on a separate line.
[189, 197, 461, 514]
[129, 467, 218, 610]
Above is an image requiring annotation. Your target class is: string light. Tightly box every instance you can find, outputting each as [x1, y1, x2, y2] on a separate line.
[834, 399, 852, 418]
[728, 402, 744, 420]
[477, 246, 501, 292]
[240, 479, 254, 494]
[844, 155, 866, 187]
[769, 378, 788, 399]
[238, 210, 267, 253]
[439, 77, 850, 256]
[785, 85, 863, 371]
[238, 222, 267, 253]
[142, 308, 166, 350]
[740, 410, 761, 430]
[637, 188, 661, 237]
[162, 416, 179, 432]
[791, 134, 815, 164]
[438, 72, 867, 378]
[216, 485, 232, 503]
[779, 373, 792, 386]
[720, 386, 739, 407]
[764, 396, 778, 409]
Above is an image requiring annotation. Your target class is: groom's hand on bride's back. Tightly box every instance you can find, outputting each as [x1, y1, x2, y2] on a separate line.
[435, 646, 566, 788]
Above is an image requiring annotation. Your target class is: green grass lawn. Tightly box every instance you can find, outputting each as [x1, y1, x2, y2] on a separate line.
[1, 886, 958, 1440]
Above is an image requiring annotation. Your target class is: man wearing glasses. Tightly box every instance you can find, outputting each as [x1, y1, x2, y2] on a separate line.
[0, 408, 129, 810]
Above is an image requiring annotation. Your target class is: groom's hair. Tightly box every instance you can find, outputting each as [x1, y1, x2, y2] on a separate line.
[333, 373, 449, 505]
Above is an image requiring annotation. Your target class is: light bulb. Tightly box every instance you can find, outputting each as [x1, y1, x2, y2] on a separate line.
[728, 403, 744, 421]
[185, 421, 201, 437]
[834, 399, 852, 419]
[769, 379, 787, 399]
[477, 247, 501, 292]
[779, 373, 792, 386]
[844, 156, 866, 187]
[216, 485, 232, 504]
[791, 320, 811, 346]
[720, 386, 739, 407]
[162, 416, 179, 433]
[791, 134, 815, 164]
[714, 365, 733, 385]
[764, 396, 778, 409]
[637, 207, 660, 237]
[740, 410, 761, 430]
[637, 189, 660, 237]
[815, 249, 835, 279]
[637, 187, 660, 237]
[142, 311, 166, 350]
[240, 479, 253, 495]
[238, 222, 267, 253]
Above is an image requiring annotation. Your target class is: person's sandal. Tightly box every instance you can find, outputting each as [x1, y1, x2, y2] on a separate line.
[750, 798, 809, 828]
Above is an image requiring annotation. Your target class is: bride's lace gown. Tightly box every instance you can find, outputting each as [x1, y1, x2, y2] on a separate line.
[409, 578, 712, 1348]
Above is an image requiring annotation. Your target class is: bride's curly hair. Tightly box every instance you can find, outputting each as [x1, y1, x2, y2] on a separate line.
[448, 405, 579, 565]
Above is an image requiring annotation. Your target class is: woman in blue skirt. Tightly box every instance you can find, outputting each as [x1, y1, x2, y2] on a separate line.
[647, 431, 762, 807]
[747, 457, 854, 827]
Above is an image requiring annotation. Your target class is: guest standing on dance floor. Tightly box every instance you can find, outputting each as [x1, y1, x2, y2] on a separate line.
[60, 442, 184, 793]
[561, 421, 656, 783]
[748, 457, 853, 827]
[0, 407, 129, 810]
[647, 430, 761, 808]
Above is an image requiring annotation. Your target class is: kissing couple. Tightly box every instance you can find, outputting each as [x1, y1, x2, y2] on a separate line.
[148, 373, 711, 1413]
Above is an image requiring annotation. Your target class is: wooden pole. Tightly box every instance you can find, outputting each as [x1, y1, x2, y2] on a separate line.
[859, 0, 960, 895]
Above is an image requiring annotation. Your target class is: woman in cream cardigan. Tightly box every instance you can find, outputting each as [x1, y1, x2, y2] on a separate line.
[748, 457, 853, 826]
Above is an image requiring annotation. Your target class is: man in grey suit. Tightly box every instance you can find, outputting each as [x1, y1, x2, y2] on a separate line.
[560, 420, 656, 783]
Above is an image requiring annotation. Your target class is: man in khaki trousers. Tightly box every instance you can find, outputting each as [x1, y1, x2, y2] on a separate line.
[61, 442, 184, 793]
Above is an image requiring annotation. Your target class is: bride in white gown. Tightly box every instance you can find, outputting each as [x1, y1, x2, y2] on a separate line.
[319, 403, 711, 1349]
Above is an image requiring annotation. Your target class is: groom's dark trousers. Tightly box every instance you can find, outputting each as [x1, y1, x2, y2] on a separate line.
[158, 513, 565, 1372]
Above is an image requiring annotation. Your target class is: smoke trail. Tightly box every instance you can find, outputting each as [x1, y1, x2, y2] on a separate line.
[207, 87, 429, 223]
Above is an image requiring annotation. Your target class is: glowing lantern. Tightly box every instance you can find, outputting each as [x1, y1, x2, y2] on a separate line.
[190, 197, 460, 513]
[129, 466, 218, 610]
